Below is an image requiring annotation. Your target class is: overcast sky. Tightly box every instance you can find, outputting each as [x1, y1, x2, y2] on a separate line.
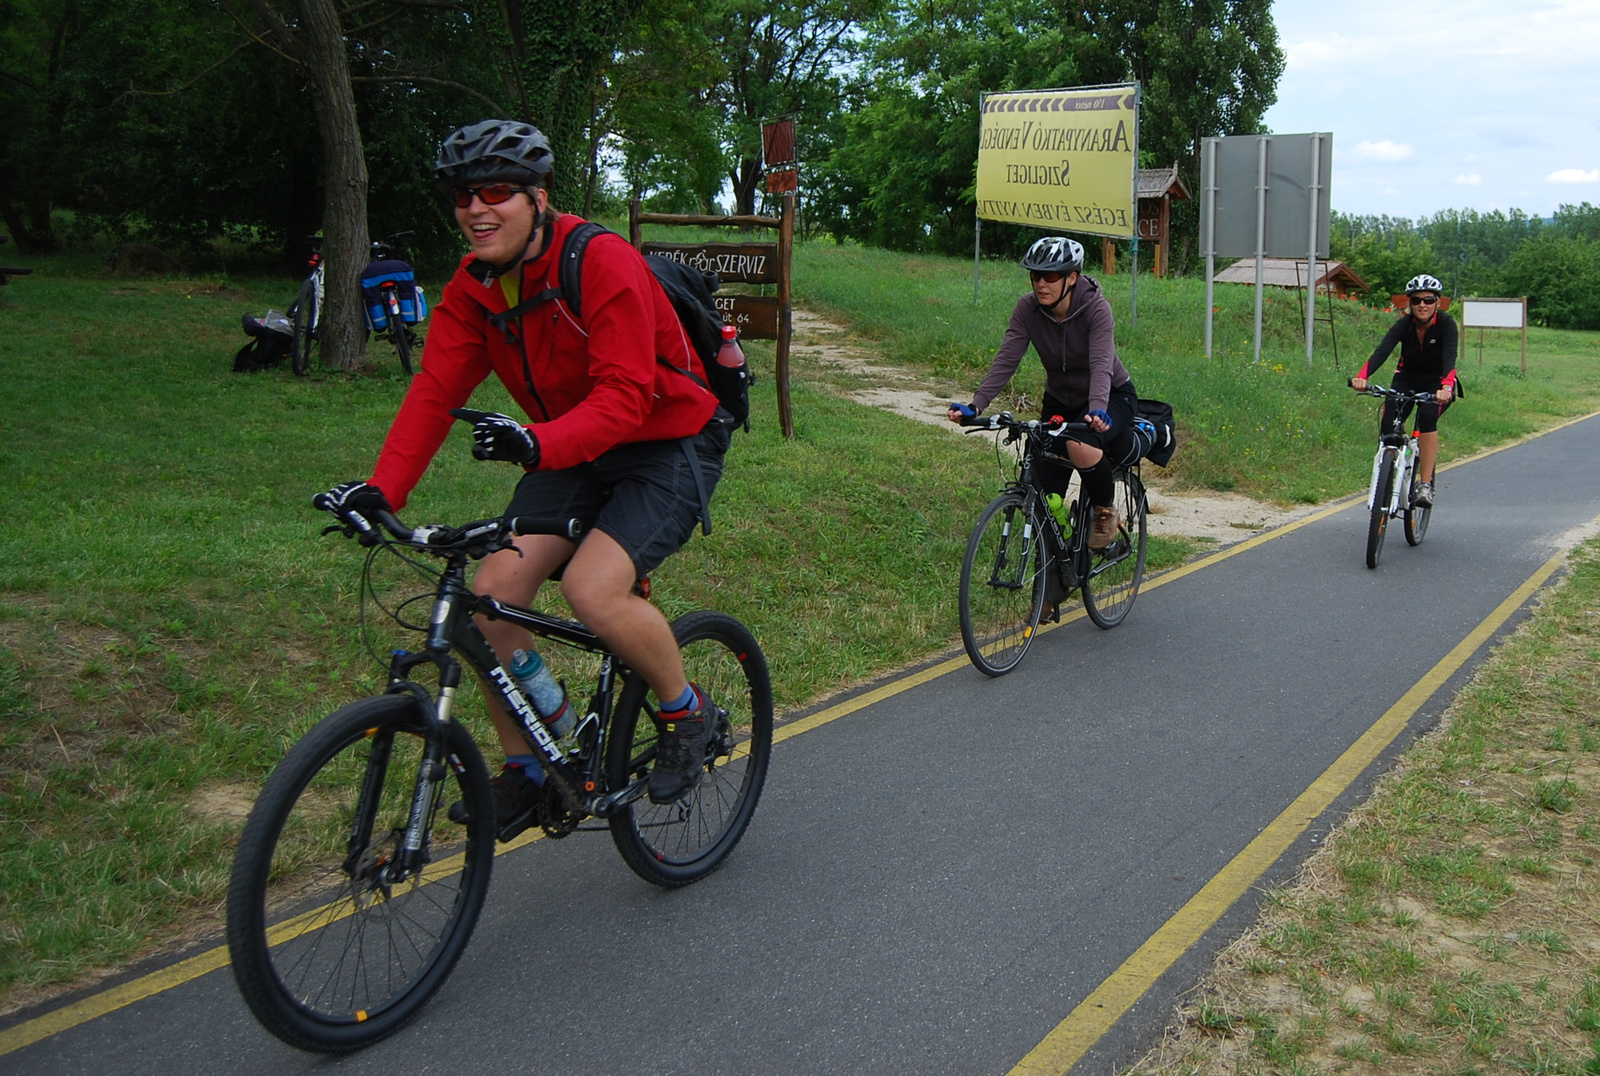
[1261, 0, 1600, 221]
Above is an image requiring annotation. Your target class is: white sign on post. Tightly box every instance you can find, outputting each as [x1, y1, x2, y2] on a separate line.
[1461, 299, 1525, 329]
[1461, 297, 1528, 373]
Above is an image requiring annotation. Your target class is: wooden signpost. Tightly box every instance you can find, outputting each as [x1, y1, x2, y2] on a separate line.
[630, 195, 797, 438]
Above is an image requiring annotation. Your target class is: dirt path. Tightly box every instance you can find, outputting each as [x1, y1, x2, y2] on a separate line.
[789, 309, 1320, 545]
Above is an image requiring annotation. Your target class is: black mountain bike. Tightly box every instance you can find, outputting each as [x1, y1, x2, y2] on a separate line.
[956, 411, 1148, 676]
[226, 499, 772, 1053]
[1356, 384, 1439, 568]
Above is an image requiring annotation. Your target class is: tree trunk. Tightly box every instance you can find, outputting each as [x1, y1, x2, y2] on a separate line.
[0, 186, 40, 253]
[295, 0, 368, 371]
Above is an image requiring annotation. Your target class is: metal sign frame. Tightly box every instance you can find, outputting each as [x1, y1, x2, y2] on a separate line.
[1202, 133, 1333, 364]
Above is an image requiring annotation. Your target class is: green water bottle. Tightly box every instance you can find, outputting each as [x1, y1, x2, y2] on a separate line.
[1045, 493, 1070, 533]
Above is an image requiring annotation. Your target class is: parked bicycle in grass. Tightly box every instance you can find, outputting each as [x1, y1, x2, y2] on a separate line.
[954, 409, 1149, 675]
[289, 231, 427, 376]
[226, 496, 771, 1051]
[1353, 384, 1441, 568]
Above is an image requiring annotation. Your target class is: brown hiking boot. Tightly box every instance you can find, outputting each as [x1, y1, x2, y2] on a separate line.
[1089, 506, 1120, 550]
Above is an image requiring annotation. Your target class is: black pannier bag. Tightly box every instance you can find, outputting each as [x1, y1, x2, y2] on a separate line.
[234, 309, 293, 372]
[1118, 398, 1177, 467]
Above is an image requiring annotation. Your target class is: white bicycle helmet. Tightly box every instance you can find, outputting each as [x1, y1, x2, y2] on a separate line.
[1020, 236, 1085, 275]
[1405, 273, 1444, 295]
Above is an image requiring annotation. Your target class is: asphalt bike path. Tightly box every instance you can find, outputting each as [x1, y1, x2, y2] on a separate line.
[7, 412, 1600, 1075]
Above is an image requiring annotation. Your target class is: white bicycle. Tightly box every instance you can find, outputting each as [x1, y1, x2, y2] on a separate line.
[1357, 385, 1439, 568]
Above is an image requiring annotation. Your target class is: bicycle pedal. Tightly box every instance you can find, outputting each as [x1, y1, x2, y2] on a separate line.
[495, 807, 538, 843]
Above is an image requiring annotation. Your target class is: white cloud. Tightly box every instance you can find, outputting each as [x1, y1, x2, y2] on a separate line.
[1454, 174, 1484, 185]
[1547, 168, 1600, 183]
[1352, 140, 1414, 162]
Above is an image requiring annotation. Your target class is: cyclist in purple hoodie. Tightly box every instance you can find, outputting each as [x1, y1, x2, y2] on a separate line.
[950, 236, 1137, 550]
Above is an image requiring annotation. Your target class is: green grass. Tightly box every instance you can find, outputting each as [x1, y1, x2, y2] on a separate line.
[2, 237, 1599, 1011]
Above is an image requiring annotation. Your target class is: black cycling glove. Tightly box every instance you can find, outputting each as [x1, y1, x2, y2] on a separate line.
[318, 480, 391, 516]
[449, 408, 540, 466]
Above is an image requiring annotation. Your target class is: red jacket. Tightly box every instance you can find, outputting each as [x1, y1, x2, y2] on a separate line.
[369, 214, 717, 508]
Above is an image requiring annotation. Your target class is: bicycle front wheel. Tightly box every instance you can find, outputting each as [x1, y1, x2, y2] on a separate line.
[959, 490, 1048, 676]
[1403, 470, 1431, 546]
[607, 611, 773, 887]
[290, 279, 316, 377]
[1366, 448, 1396, 569]
[1083, 469, 1148, 629]
[227, 695, 494, 1053]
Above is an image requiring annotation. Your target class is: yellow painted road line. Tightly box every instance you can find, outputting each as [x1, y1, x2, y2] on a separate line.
[1007, 545, 1571, 1076]
[0, 829, 545, 1058]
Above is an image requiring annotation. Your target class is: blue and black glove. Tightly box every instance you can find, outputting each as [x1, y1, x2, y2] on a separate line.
[1086, 409, 1111, 429]
[449, 408, 540, 466]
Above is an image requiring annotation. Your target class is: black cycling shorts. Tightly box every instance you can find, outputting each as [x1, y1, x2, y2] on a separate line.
[504, 412, 732, 577]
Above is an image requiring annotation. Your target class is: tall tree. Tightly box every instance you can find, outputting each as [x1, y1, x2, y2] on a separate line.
[250, 0, 371, 371]
[0, 0, 88, 252]
[476, 0, 647, 208]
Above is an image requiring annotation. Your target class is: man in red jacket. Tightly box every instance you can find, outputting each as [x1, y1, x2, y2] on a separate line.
[321, 120, 732, 831]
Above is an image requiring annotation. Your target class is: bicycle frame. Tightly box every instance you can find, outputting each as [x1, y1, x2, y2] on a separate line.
[1366, 432, 1418, 514]
[385, 549, 648, 837]
[980, 415, 1102, 591]
[303, 247, 324, 335]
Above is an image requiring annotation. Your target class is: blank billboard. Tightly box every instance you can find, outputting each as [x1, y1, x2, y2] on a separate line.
[1201, 134, 1332, 259]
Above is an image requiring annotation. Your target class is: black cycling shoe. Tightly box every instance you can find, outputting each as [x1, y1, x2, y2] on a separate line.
[648, 684, 716, 804]
[450, 764, 541, 840]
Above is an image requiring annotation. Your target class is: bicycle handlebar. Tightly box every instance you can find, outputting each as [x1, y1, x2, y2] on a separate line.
[956, 410, 1090, 435]
[1352, 383, 1441, 404]
[311, 494, 584, 555]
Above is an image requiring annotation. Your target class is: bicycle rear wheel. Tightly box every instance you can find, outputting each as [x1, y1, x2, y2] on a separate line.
[227, 695, 493, 1052]
[1403, 470, 1431, 546]
[959, 490, 1048, 676]
[384, 286, 414, 375]
[1366, 448, 1396, 569]
[1083, 469, 1148, 629]
[607, 611, 773, 887]
[290, 279, 316, 377]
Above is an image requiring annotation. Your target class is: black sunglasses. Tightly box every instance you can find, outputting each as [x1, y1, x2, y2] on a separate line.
[1410, 294, 1439, 305]
[1030, 270, 1066, 284]
[450, 184, 530, 209]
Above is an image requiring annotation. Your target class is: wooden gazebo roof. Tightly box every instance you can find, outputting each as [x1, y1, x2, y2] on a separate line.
[1136, 166, 1191, 201]
[1211, 258, 1368, 292]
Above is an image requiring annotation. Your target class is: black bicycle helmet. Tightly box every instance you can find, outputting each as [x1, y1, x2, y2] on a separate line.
[1020, 236, 1085, 275]
[434, 119, 553, 191]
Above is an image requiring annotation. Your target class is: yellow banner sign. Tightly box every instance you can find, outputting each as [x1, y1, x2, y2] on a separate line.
[975, 86, 1138, 238]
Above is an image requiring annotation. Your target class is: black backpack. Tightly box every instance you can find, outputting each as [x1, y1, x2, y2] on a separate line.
[489, 222, 752, 431]
[233, 310, 292, 373]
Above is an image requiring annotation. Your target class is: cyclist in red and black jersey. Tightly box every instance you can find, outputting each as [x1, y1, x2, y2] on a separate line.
[1350, 273, 1458, 507]
[320, 120, 732, 828]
